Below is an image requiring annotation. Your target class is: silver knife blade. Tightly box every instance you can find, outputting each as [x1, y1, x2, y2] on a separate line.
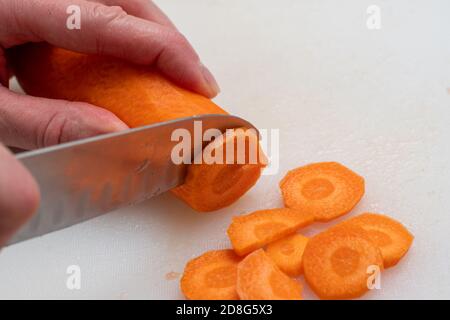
[8, 114, 257, 245]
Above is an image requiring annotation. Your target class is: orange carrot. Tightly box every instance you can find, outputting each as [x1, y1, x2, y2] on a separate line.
[279, 162, 365, 222]
[11, 43, 266, 212]
[265, 233, 309, 277]
[237, 249, 302, 300]
[302, 227, 383, 299]
[227, 208, 314, 256]
[180, 249, 242, 300]
[334, 213, 414, 268]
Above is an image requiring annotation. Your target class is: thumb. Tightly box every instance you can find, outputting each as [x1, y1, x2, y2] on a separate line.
[0, 87, 128, 149]
[0, 143, 40, 247]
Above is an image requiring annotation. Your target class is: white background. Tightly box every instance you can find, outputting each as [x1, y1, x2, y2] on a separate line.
[0, 0, 449, 299]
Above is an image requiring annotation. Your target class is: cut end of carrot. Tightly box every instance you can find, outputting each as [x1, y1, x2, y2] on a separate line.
[303, 227, 383, 300]
[237, 249, 302, 300]
[180, 249, 242, 300]
[227, 208, 314, 256]
[265, 233, 309, 277]
[335, 212, 414, 268]
[172, 128, 267, 212]
[279, 162, 365, 222]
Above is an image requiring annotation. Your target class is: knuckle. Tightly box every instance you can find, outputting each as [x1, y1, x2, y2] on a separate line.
[90, 4, 128, 55]
[91, 4, 128, 23]
[37, 102, 121, 147]
[38, 109, 69, 148]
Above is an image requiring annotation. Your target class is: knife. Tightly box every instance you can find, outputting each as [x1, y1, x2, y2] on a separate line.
[8, 114, 257, 246]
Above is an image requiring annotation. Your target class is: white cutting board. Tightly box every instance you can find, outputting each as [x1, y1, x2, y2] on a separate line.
[0, 0, 449, 299]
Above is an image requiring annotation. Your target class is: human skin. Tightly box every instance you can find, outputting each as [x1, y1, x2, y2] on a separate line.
[0, 0, 220, 247]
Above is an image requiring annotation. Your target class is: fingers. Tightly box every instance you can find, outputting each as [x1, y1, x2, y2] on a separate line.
[0, 87, 128, 150]
[0, 144, 40, 247]
[3, 0, 219, 97]
[93, 0, 177, 29]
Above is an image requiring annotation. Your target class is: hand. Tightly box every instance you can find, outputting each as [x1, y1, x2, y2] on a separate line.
[0, 0, 220, 245]
[0, 0, 220, 150]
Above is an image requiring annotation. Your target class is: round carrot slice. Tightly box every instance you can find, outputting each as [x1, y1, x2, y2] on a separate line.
[237, 249, 302, 300]
[265, 233, 309, 277]
[336, 213, 414, 268]
[227, 208, 314, 256]
[180, 249, 242, 300]
[279, 162, 365, 222]
[303, 228, 383, 300]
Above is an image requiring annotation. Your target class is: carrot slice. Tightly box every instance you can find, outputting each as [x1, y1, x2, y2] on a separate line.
[11, 43, 266, 212]
[303, 227, 383, 300]
[335, 213, 414, 268]
[180, 249, 242, 300]
[227, 208, 314, 256]
[265, 233, 309, 277]
[237, 249, 302, 300]
[279, 162, 365, 222]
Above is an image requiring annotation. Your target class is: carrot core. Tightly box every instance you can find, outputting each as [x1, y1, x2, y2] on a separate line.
[330, 247, 360, 276]
[302, 178, 335, 200]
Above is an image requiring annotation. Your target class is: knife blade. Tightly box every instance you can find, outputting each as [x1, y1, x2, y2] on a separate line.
[8, 114, 257, 245]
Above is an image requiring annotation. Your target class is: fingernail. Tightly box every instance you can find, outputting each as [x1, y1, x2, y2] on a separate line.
[200, 63, 220, 98]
